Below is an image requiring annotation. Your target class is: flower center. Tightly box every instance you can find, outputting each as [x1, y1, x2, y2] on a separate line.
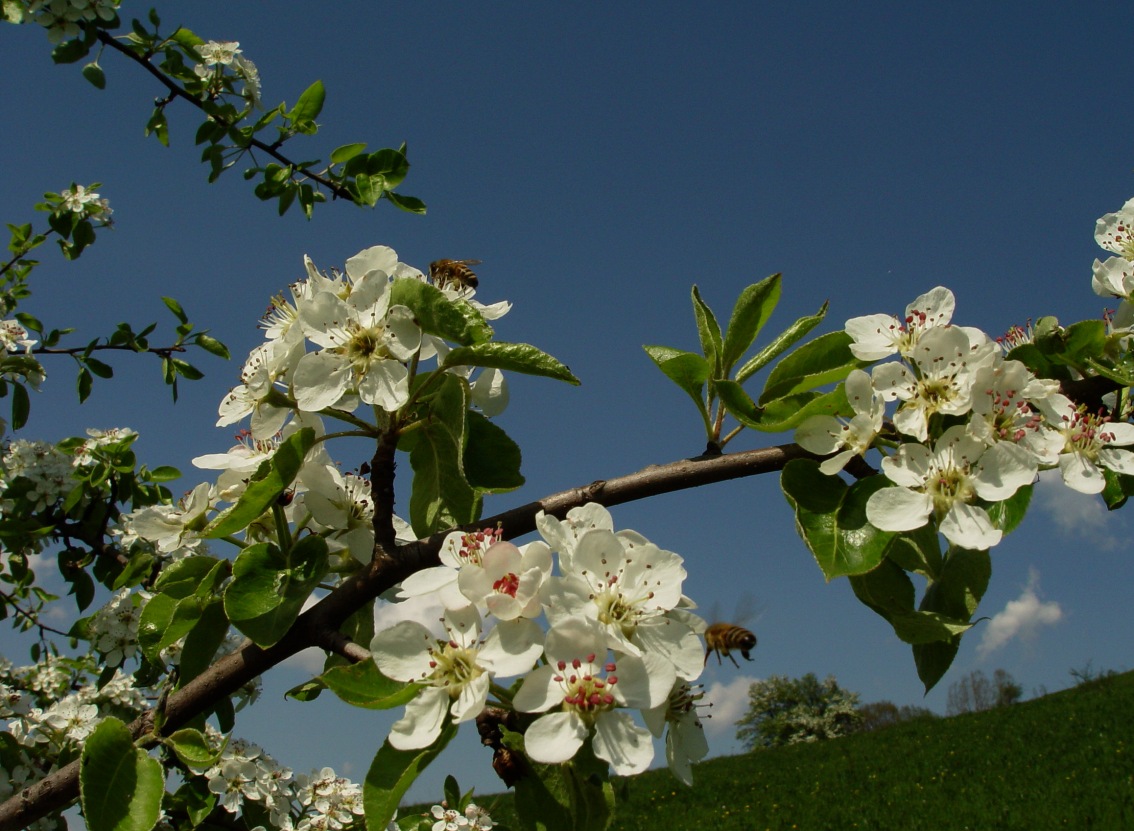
[344, 323, 388, 367]
[1062, 409, 1117, 459]
[492, 572, 520, 597]
[554, 655, 618, 722]
[428, 641, 484, 699]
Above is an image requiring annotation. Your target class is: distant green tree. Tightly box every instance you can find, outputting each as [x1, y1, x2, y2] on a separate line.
[855, 700, 938, 733]
[946, 669, 1022, 715]
[736, 673, 862, 750]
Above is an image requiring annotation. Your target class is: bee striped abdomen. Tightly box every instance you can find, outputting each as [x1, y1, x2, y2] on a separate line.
[704, 622, 757, 668]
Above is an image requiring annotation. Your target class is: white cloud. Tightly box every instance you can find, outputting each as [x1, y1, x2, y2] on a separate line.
[1034, 470, 1125, 551]
[702, 674, 758, 737]
[977, 568, 1062, 658]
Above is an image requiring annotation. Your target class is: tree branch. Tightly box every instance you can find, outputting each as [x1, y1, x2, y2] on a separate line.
[0, 439, 813, 831]
[95, 31, 353, 202]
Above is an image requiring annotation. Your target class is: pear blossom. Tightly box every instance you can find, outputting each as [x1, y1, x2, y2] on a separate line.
[542, 528, 703, 679]
[456, 539, 552, 619]
[512, 617, 664, 775]
[642, 681, 710, 786]
[1043, 400, 1134, 494]
[291, 262, 421, 413]
[125, 481, 214, 554]
[1091, 256, 1134, 301]
[968, 360, 1064, 464]
[867, 425, 1037, 550]
[299, 462, 375, 564]
[1094, 197, 1134, 260]
[871, 325, 999, 442]
[795, 369, 884, 474]
[395, 527, 506, 610]
[218, 339, 301, 438]
[844, 286, 956, 361]
[0, 320, 37, 354]
[371, 606, 543, 750]
[535, 503, 649, 573]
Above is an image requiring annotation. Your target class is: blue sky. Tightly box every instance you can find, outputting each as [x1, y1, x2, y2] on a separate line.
[2, 1, 1133, 804]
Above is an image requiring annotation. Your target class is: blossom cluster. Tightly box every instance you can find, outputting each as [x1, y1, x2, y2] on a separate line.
[218, 245, 507, 440]
[797, 199, 1134, 550]
[192, 40, 261, 109]
[383, 503, 710, 784]
[23, 0, 119, 43]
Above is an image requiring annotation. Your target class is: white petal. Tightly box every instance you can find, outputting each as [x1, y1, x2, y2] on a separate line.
[512, 665, 563, 713]
[524, 711, 588, 765]
[450, 673, 490, 723]
[344, 245, 398, 282]
[382, 305, 422, 361]
[973, 442, 1036, 500]
[388, 686, 449, 750]
[480, 619, 544, 677]
[866, 486, 933, 532]
[845, 314, 901, 361]
[940, 502, 1001, 550]
[293, 351, 351, 412]
[1059, 452, 1105, 494]
[1099, 446, 1134, 476]
[371, 620, 435, 681]
[358, 360, 410, 411]
[593, 711, 654, 776]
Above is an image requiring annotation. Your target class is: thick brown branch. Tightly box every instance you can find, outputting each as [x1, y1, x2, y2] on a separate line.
[0, 440, 811, 831]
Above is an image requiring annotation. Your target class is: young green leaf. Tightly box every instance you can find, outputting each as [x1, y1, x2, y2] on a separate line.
[691, 285, 723, 373]
[717, 380, 849, 433]
[759, 330, 863, 405]
[735, 300, 828, 384]
[442, 342, 580, 385]
[389, 279, 493, 345]
[721, 274, 781, 373]
[643, 345, 711, 428]
[288, 79, 326, 125]
[464, 411, 525, 493]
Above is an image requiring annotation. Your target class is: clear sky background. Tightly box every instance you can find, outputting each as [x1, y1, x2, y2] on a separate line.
[2, 0, 1133, 805]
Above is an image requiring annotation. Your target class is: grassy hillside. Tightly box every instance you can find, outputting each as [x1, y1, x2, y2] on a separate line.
[419, 670, 1134, 830]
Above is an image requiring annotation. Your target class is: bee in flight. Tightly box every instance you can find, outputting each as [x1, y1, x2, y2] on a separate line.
[430, 258, 482, 292]
[703, 622, 757, 668]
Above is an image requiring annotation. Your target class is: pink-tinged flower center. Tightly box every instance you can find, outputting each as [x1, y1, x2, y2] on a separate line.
[983, 388, 1042, 442]
[553, 655, 618, 719]
[492, 572, 520, 597]
[455, 527, 504, 567]
[1062, 409, 1118, 458]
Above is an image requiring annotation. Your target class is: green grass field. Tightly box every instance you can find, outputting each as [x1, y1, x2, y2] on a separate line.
[413, 670, 1134, 830]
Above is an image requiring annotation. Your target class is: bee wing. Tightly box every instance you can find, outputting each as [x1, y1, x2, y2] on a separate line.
[457, 259, 483, 266]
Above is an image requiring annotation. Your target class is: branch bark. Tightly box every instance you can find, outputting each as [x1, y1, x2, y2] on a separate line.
[0, 440, 812, 831]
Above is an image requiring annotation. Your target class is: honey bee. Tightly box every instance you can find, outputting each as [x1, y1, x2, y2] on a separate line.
[429, 258, 482, 291]
[703, 622, 757, 668]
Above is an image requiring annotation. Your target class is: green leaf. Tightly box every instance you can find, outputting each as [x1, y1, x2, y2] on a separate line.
[204, 428, 315, 537]
[849, 557, 916, 621]
[736, 300, 829, 384]
[224, 536, 328, 647]
[717, 380, 849, 433]
[691, 285, 723, 374]
[464, 412, 524, 493]
[643, 345, 710, 426]
[913, 546, 993, 692]
[759, 330, 863, 405]
[442, 342, 580, 385]
[163, 728, 221, 769]
[320, 658, 419, 709]
[162, 296, 188, 324]
[330, 142, 367, 164]
[409, 410, 478, 538]
[384, 190, 427, 214]
[177, 600, 228, 685]
[81, 61, 107, 89]
[363, 723, 457, 831]
[781, 459, 895, 580]
[289, 79, 326, 125]
[80, 717, 164, 831]
[194, 334, 230, 359]
[389, 278, 493, 345]
[721, 274, 781, 373]
[985, 483, 1032, 536]
[11, 382, 29, 430]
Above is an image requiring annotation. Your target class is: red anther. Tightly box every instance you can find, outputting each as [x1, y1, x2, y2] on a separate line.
[557, 660, 567, 671]
[586, 653, 596, 664]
